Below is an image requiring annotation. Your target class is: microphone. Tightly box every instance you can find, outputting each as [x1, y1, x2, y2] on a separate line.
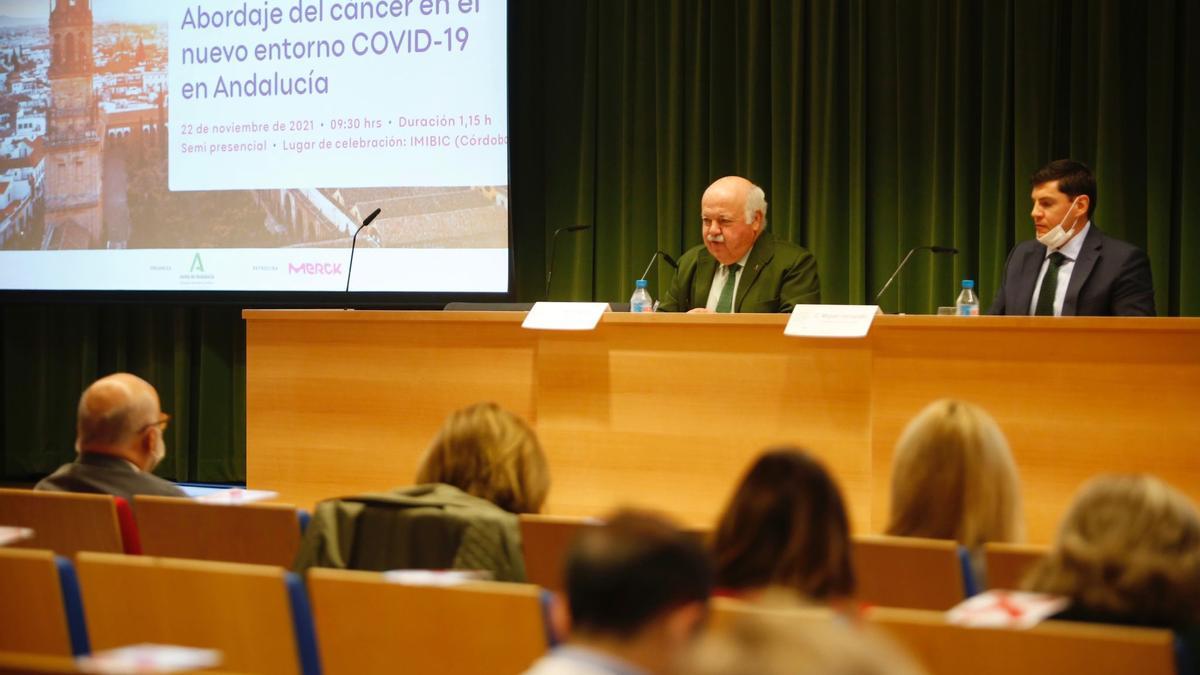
[639, 250, 680, 280]
[545, 224, 591, 298]
[874, 245, 958, 306]
[345, 208, 382, 293]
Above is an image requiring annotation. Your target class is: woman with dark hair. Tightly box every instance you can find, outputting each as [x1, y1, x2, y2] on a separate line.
[711, 447, 855, 603]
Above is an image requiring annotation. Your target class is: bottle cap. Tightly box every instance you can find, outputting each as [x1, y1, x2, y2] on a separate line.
[635, 279, 648, 288]
[962, 280, 974, 289]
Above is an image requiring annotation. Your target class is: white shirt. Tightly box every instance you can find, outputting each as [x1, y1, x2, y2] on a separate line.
[704, 247, 753, 312]
[1028, 221, 1090, 316]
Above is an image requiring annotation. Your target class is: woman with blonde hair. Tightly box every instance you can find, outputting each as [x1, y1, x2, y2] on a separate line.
[886, 399, 1024, 548]
[416, 401, 550, 514]
[1023, 474, 1200, 635]
[296, 402, 548, 579]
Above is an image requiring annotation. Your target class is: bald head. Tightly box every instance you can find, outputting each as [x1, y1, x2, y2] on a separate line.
[701, 176, 767, 265]
[77, 374, 164, 467]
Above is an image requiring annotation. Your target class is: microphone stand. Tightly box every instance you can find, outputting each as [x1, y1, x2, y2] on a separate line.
[639, 250, 680, 280]
[545, 224, 591, 298]
[346, 208, 381, 294]
[874, 245, 958, 314]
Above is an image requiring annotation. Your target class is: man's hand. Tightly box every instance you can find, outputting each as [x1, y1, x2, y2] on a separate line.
[687, 308, 712, 314]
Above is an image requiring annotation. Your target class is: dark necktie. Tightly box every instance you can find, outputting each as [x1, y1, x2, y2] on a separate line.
[715, 264, 741, 313]
[1034, 252, 1067, 316]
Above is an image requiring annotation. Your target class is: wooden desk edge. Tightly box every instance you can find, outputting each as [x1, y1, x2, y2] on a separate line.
[243, 309, 1200, 332]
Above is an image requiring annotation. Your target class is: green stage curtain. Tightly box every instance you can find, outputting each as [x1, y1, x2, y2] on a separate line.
[4, 0, 1198, 482]
[0, 303, 245, 483]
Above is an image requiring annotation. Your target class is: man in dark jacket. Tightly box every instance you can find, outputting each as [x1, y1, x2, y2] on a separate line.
[36, 373, 185, 501]
[659, 176, 819, 313]
[990, 159, 1155, 316]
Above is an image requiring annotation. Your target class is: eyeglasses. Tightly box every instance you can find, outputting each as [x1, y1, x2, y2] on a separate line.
[140, 413, 171, 433]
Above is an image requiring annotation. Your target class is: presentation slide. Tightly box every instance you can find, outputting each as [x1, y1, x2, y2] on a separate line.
[0, 0, 510, 293]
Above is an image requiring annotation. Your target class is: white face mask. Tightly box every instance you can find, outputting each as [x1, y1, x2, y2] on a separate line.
[1036, 197, 1084, 250]
[146, 431, 166, 472]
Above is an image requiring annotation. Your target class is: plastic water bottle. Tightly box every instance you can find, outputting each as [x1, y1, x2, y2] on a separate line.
[956, 280, 979, 316]
[630, 279, 653, 313]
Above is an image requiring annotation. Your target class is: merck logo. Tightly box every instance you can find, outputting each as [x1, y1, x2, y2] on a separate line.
[288, 262, 344, 275]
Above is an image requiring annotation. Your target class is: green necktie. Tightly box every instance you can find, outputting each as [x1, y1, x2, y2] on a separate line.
[1034, 252, 1067, 316]
[715, 263, 741, 313]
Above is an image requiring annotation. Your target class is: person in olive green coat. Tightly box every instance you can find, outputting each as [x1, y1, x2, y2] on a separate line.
[659, 176, 819, 313]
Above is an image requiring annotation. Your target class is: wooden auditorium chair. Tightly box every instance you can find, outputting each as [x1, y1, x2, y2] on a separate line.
[852, 535, 976, 610]
[0, 488, 139, 556]
[707, 595, 834, 633]
[983, 542, 1049, 590]
[0, 548, 89, 657]
[133, 495, 306, 567]
[868, 606, 1179, 675]
[307, 567, 551, 675]
[519, 514, 710, 594]
[74, 552, 318, 675]
[518, 513, 600, 593]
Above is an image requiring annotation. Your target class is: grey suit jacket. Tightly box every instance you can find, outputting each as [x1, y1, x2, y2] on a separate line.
[35, 452, 187, 501]
[989, 225, 1155, 316]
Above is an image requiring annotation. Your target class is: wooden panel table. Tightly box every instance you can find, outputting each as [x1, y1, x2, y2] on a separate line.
[245, 311, 1200, 542]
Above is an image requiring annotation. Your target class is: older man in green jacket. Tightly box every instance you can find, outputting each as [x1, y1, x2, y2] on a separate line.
[659, 176, 819, 313]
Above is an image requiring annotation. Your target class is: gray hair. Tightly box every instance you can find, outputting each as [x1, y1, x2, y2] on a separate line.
[745, 184, 768, 229]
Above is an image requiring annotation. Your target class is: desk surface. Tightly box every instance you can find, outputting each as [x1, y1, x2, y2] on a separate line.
[244, 311, 1200, 542]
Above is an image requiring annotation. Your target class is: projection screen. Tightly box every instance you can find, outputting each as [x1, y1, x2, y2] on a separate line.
[0, 0, 510, 294]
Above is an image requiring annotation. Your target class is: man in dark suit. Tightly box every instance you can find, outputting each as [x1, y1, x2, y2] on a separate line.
[990, 159, 1155, 316]
[36, 373, 186, 501]
[659, 176, 819, 313]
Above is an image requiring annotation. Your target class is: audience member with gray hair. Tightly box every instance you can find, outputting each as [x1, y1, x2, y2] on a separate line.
[35, 372, 185, 500]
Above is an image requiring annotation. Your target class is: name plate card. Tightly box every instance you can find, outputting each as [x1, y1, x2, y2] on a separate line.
[784, 304, 880, 338]
[522, 302, 611, 331]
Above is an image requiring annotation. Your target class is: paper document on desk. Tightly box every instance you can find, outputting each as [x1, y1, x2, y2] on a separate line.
[0, 526, 33, 546]
[195, 488, 278, 505]
[78, 643, 222, 673]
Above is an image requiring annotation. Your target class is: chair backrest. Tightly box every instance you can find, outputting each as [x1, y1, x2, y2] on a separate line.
[0, 489, 127, 556]
[74, 552, 318, 675]
[0, 549, 87, 657]
[983, 542, 1048, 590]
[134, 496, 304, 567]
[852, 535, 969, 610]
[707, 596, 835, 634]
[0, 652, 85, 675]
[518, 514, 599, 593]
[308, 567, 550, 675]
[868, 606, 1177, 675]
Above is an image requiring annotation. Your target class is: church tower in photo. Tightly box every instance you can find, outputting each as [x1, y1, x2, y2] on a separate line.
[44, 0, 104, 248]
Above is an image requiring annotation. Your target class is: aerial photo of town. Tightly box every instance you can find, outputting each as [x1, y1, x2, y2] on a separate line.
[0, 0, 506, 250]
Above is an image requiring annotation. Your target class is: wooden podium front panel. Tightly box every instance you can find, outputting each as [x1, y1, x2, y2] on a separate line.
[245, 311, 1200, 542]
[870, 317, 1200, 543]
[533, 314, 873, 529]
[245, 311, 536, 509]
